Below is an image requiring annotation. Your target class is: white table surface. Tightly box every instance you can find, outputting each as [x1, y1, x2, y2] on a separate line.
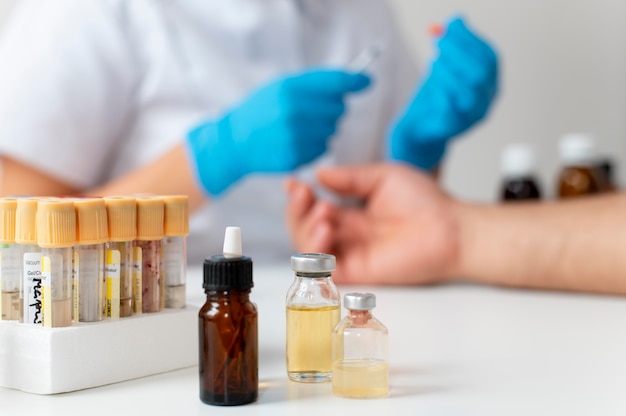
[2, 263, 626, 415]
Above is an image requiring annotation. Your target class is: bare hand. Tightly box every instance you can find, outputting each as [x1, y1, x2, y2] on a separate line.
[286, 164, 461, 285]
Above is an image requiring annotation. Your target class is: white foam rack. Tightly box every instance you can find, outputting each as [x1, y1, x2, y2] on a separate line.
[0, 306, 198, 394]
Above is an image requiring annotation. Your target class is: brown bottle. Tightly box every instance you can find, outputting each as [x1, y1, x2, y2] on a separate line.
[557, 134, 611, 198]
[499, 143, 542, 202]
[199, 227, 258, 406]
[596, 158, 616, 191]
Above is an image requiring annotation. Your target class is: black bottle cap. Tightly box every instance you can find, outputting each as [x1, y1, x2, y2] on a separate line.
[203, 255, 253, 291]
[597, 159, 614, 183]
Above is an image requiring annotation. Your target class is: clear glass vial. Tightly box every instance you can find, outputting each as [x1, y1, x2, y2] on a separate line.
[332, 292, 389, 398]
[286, 253, 340, 383]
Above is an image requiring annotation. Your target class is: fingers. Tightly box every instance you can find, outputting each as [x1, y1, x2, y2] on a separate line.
[429, 58, 485, 121]
[445, 18, 498, 70]
[285, 178, 315, 229]
[425, 17, 498, 128]
[317, 164, 397, 199]
[291, 96, 346, 121]
[436, 22, 497, 93]
[291, 70, 372, 95]
[435, 37, 495, 107]
[307, 216, 334, 254]
[285, 178, 335, 253]
[288, 121, 334, 165]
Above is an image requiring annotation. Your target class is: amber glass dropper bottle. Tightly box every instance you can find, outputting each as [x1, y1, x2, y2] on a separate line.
[199, 226, 258, 406]
[557, 134, 611, 198]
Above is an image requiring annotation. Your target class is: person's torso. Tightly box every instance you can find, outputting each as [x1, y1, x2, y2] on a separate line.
[108, 0, 408, 262]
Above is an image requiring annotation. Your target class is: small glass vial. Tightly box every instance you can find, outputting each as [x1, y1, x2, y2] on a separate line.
[199, 227, 258, 406]
[286, 253, 340, 383]
[332, 293, 389, 398]
[500, 143, 542, 201]
[135, 197, 164, 313]
[557, 134, 611, 198]
[161, 195, 188, 309]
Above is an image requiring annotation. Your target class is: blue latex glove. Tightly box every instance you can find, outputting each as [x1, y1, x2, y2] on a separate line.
[186, 70, 371, 196]
[389, 17, 498, 171]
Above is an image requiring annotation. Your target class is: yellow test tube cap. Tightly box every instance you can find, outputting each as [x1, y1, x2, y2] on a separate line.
[104, 196, 137, 242]
[0, 197, 17, 244]
[162, 195, 189, 237]
[136, 196, 164, 241]
[37, 200, 76, 248]
[15, 198, 39, 245]
[74, 198, 108, 245]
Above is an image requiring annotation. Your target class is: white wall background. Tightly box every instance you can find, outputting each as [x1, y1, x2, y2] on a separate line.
[1, 0, 625, 202]
[388, 0, 626, 201]
[0, 1, 12, 26]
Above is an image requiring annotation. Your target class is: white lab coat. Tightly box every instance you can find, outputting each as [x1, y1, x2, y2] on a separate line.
[0, 0, 418, 264]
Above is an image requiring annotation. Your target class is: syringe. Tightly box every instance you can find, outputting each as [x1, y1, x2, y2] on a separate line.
[347, 42, 385, 73]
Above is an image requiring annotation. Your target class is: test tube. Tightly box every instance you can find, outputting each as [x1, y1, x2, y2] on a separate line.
[74, 198, 108, 322]
[136, 197, 164, 313]
[0, 198, 20, 320]
[161, 195, 189, 309]
[16, 198, 42, 325]
[104, 196, 137, 318]
[37, 200, 76, 328]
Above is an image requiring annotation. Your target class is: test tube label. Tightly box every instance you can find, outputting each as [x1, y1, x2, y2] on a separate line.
[132, 246, 142, 314]
[23, 252, 42, 325]
[72, 251, 80, 322]
[41, 256, 52, 328]
[105, 249, 121, 319]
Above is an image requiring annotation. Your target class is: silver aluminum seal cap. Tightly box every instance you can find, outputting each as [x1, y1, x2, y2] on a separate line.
[344, 292, 376, 310]
[291, 253, 336, 273]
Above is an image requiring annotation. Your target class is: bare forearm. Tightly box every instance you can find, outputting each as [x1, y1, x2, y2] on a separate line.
[1, 144, 207, 212]
[453, 194, 626, 295]
[89, 144, 207, 212]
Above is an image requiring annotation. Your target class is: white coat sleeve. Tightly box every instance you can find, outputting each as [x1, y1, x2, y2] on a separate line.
[0, 0, 139, 189]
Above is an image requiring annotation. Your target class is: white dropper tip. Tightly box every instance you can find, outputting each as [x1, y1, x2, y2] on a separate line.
[223, 226, 242, 258]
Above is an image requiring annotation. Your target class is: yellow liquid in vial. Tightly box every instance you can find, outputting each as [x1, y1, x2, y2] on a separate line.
[332, 359, 389, 398]
[286, 305, 340, 382]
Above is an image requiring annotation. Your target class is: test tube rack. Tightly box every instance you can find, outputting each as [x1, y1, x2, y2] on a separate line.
[0, 306, 198, 394]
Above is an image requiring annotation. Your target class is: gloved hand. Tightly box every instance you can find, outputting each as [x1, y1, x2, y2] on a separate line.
[389, 17, 498, 171]
[186, 70, 371, 196]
